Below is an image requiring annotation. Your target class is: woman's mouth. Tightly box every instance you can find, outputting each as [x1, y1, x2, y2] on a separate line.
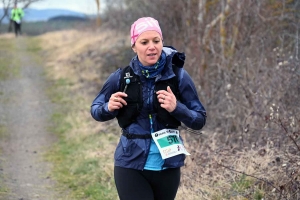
[147, 53, 157, 57]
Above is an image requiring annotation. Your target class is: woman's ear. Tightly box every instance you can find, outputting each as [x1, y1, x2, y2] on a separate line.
[132, 45, 136, 53]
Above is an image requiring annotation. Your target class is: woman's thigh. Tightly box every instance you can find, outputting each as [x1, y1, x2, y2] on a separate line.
[114, 166, 180, 200]
[114, 166, 154, 200]
[145, 167, 181, 200]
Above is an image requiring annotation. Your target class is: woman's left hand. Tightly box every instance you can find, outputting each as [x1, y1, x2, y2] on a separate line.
[156, 86, 177, 112]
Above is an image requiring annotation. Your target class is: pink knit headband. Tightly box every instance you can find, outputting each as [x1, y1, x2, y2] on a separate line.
[130, 17, 163, 47]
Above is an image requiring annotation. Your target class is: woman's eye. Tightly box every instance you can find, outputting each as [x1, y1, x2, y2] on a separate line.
[154, 40, 160, 44]
[141, 41, 147, 45]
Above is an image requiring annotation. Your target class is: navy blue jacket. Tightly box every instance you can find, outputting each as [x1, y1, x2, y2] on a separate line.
[91, 47, 206, 170]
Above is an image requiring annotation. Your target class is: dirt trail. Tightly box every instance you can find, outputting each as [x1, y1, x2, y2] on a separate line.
[0, 37, 60, 200]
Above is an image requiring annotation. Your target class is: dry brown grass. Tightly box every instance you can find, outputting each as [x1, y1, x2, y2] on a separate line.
[0, 33, 15, 39]
[37, 28, 126, 139]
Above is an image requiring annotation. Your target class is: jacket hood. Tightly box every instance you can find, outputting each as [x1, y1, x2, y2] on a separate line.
[163, 46, 185, 68]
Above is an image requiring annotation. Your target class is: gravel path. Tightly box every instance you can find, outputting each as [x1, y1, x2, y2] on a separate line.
[0, 37, 60, 200]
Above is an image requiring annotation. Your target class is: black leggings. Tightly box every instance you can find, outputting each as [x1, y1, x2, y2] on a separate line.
[13, 21, 21, 36]
[114, 166, 181, 200]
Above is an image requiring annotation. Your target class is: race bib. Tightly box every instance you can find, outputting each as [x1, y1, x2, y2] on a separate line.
[151, 129, 190, 159]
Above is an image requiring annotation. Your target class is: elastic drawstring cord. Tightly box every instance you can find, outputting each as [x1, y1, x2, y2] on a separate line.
[149, 114, 154, 133]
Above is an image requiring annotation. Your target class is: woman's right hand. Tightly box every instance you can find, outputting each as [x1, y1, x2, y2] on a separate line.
[108, 92, 128, 112]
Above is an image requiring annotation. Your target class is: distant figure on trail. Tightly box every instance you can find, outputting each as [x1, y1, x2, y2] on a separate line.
[91, 17, 206, 200]
[10, 3, 24, 37]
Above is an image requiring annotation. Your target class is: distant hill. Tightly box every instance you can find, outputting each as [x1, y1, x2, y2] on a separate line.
[48, 15, 89, 22]
[0, 8, 89, 23]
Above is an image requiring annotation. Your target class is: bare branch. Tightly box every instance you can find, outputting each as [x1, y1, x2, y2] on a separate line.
[218, 162, 281, 193]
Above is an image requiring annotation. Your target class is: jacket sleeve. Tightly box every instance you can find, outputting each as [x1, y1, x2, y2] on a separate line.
[170, 68, 206, 130]
[90, 69, 121, 121]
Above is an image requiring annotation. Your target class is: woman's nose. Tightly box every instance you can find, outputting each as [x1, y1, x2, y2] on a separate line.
[148, 42, 155, 49]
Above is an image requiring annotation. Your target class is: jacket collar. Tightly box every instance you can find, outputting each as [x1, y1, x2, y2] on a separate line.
[129, 46, 185, 81]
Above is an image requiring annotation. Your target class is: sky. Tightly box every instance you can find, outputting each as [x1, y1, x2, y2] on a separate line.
[2, 0, 104, 15]
[31, 0, 101, 14]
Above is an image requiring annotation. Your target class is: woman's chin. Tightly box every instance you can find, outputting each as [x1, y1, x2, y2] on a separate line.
[148, 62, 157, 66]
[147, 59, 159, 66]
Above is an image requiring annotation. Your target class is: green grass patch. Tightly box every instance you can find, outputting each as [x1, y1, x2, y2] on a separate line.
[0, 39, 20, 80]
[231, 174, 252, 193]
[226, 174, 265, 200]
[209, 174, 265, 199]
[0, 125, 7, 138]
[47, 78, 74, 104]
[253, 189, 264, 200]
[50, 112, 73, 136]
[26, 38, 42, 53]
[0, 21, 91, 36]
[0, 172, 9, 198]
[0, 38, 17, 199]
[44, 64, 118, 199]
[24, 37, 45, 65]
[46, 125, 118, 199]
[0, 125, 8, 197]
[0, 39, 14, 49]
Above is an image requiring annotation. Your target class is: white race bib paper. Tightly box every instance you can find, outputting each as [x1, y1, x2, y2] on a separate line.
[151, 129, 190, 159]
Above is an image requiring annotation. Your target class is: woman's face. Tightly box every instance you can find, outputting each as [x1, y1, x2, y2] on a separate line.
[132, 31, 163, 66]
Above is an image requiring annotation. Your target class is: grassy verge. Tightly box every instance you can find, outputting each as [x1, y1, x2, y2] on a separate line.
[0, 37, 18, 198]
[45, 77, 119, 200]
[0, 124, 8, 195]
[0, 21, 92, 36]
[0, 125, 8, 196]
[0, 39, 20, 80]
[28, 37, 119, 199]
[25, 37, 43, 54]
